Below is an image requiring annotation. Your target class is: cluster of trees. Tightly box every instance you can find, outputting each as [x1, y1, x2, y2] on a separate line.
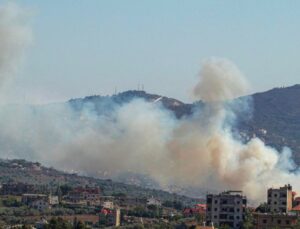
[162, 200, 183, 210]
[21, 217, 89, 229]
[1, 196, 22, 207]
[127, 205, 163, 218]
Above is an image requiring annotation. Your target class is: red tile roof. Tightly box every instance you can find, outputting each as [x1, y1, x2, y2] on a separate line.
[292, 205, 300, 211]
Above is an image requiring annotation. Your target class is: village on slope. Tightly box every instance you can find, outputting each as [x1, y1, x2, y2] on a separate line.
[1, 171, 300, 229]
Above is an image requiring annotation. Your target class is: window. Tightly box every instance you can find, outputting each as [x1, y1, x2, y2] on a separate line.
[214, 208, 218, 211]
[274, 194, 278, 197]
[214, 215, 217, 219]
[222, 200, 228, 204]
[263, 219, 267, 224]
[274, 201, 277, 205]
[236, 216, 240, 219]
[277, 220, 281, 224]
[215, 200, 218, 204]
[286, 220, 290, 225]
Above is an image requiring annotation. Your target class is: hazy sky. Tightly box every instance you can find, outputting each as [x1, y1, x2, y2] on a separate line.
[4, 0, 300, 103]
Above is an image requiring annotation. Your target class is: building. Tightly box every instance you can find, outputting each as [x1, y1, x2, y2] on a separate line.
[67, 186, 101, 204]
[267, 184, 293, 213]
[99, 208, 121, 227]
[206, 191, 247, 229]
[102, 200, 114, 209]
[32, 199, 50, 211]
[1, 182, 35, 195]
[22, 193, 58, 211]
[293, 196, 300, 207]
[22, 194, 50, 210]
[183, 204, 206, 218]
[147, 197, 162, 206]
[253, 213, 298, 229]
[49, 195, 59, 205]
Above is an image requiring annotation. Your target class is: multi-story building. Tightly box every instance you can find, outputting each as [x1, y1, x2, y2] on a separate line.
[267, 184, 293, 213]
[1, 182, 35, 195]
[206, 191, 247, 229]
[67, 186, 101, 204]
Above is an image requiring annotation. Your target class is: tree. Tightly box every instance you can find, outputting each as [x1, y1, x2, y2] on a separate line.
[255, 202, 270, 213]
[74, 221, 87, 229]
[242, 208, 254, 229]
[44, 217, 72, 229]
[59, 184, 73, 196]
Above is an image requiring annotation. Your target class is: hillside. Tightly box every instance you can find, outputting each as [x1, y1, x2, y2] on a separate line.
[69, 85, 300, 164]
[237, 85, 300, 163]
[0, 85, 299, 200]
[0, 159, 201, 206]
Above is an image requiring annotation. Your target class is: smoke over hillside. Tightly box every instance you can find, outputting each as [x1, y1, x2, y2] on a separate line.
[0, 3, 298, 203]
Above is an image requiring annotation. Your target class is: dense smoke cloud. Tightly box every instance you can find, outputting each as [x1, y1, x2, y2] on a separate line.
[0, 3, 298, 203]
[0, 58, 297, 203]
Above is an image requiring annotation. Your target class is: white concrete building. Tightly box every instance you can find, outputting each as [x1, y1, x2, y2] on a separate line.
[267, 184, 293, 213]
[206, 191, 247, 229]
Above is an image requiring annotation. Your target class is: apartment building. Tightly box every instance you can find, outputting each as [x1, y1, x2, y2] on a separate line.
[267, 184, 293, 213]
[206, 191, 247, 229]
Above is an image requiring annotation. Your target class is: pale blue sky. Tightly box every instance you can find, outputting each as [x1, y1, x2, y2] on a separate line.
[8, 0, 300, 103]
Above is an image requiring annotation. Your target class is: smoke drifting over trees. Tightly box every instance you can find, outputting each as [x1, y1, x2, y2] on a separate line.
[0, 3, 298, 203]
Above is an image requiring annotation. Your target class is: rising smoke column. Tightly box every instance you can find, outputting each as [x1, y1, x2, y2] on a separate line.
[165, 58, 298, 201]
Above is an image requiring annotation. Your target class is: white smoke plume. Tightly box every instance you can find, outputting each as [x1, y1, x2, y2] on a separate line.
[0, 2, 297, 203]
[0, 2, 32, 86]
[0, 58, 297, 203]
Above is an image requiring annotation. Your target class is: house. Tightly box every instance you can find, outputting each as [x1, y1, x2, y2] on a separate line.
[183, 204, 206, 217]
[1, 182, 35, 195]
[49, 195, 59, 205]
[99, 208, 121, 227]
[267, 184, 293, 213]
[253, 212, 298, 229]
[147, 197, 161, 206]
[293, 196, 300, 207]
[102, 200, 114, 209]
[67, 186, 101, 204]
[22, 193, 58, 211]
[32, 199, 50, 211]
[206, 190, 247, 229]
[22, 194, 50, 210]
[291, 204, 300, 215]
